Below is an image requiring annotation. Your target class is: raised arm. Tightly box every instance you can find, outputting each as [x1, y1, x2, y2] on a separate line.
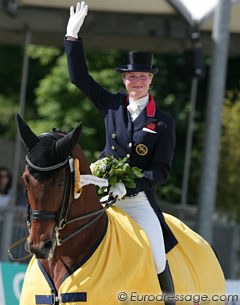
[66, 1, 88, 40]
[64, 2, 118, 113]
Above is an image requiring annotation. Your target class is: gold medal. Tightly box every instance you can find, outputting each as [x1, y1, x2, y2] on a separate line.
[136, 144, 148, 156]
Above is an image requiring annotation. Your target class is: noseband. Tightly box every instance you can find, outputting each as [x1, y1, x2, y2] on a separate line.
[8, 158, 74, 262]
[25, 132, 75, 241]
[26, 157, 74, 235]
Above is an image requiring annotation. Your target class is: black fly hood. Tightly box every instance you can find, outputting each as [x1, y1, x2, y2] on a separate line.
[16, 114, 82, 180]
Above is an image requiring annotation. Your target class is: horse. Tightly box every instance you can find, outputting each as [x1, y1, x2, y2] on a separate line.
[15, 115, 225, 305]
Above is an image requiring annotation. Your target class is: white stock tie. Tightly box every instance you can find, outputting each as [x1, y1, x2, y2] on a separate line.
[127, 95, 149, 121]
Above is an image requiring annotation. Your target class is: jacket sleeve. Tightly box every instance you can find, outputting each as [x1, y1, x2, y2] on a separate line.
[64, 37, 116, 114]
[129, 118, 176, 195]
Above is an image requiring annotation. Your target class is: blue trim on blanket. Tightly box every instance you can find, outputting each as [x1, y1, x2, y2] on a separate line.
[35, 216, 108, 303]
[37, 260, 58, 303]
[35, 292, 87, 304]
[38, 260, 57, 292]
[61, 292, 87, 302]
[62, 217, 109, 282]
[35, 294, 55, 304]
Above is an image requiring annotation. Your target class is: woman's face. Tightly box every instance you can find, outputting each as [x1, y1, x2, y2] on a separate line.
[123, 71, 153, 100]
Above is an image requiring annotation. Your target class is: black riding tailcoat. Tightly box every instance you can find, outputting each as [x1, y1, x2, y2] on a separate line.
[64, 38, 178, 253]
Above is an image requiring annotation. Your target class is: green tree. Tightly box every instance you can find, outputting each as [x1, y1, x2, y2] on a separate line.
[30, 46, 194, 200]
[217, 92, 240, 221]
[0, 44, 201, 203]
[1, 43, 240, 222]
[0, 44, 60, 137]
[29, 46, 122, 160]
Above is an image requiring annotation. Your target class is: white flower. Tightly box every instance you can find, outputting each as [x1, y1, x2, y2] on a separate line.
[90, 156, 143, 199]
[90, 158, 108, 175]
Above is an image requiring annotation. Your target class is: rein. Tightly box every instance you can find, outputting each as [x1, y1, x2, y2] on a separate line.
[55, 196, 116, 245]
[8, 156, 115, 262]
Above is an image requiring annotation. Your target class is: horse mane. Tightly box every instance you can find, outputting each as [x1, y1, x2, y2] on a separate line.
[72, 145, 92, 175]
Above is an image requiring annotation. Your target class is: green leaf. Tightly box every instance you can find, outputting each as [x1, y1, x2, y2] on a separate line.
[109, 176, 117, 186]
[124, 180, 136, 189]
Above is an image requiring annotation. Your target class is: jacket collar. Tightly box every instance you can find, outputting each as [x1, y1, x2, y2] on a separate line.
[125, 94, 156, 118]
[146, 94, 156, 117]
[130, 95, 157, 132]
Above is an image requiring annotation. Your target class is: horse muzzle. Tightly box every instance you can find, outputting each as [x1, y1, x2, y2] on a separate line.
[28, 236, 57, 260]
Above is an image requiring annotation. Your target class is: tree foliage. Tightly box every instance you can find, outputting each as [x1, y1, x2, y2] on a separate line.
[217, 92, 240, 222]
[27, 46, 122, 160]
[0, 43, 239, 223]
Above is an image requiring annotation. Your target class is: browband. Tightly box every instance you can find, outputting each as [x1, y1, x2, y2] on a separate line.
[26, 155, 69, 172]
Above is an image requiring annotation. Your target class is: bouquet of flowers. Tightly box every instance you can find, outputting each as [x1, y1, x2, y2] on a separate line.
[90, 156, 143, 198]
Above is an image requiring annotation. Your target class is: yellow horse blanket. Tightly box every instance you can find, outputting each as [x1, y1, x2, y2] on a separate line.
[20, 206, 225, 305]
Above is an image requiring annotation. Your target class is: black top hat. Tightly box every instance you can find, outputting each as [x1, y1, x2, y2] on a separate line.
[116, 51, 158, 75]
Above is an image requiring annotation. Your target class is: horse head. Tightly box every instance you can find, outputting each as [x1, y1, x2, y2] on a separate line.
[16, 114, 86, 259]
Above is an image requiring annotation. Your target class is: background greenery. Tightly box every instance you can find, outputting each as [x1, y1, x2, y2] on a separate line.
[0, 44, 239, 222]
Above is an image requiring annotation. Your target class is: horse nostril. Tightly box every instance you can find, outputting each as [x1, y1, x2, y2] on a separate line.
[44, 240, 53, 250]
[28, 240, 55, 259]
[29, 243, 37, 254]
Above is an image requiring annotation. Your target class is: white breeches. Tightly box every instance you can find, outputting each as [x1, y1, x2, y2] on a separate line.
[116, 192, 166, 274]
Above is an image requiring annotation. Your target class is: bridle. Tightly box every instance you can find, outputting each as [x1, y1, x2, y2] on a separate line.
[26, 157, 74, 245]
[26, 156, 114, 246]
[8, 133, 115, 261]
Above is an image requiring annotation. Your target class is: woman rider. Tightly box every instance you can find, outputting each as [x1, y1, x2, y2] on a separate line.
[64, 2, 177, 304]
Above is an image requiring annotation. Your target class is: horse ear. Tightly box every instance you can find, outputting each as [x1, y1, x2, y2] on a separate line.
[55, 123, 82, 160]
[15, 114, 40, 151]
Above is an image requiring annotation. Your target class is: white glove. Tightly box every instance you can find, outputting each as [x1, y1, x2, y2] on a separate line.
[110, 182, 127, 200]
[74, 174, 109, 199]
[66, 1, 88, 39]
